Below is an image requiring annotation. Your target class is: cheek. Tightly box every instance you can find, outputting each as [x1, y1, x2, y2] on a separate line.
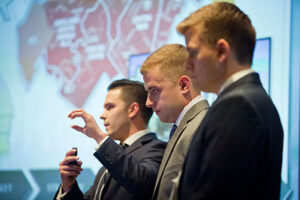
[195, 55, 212, 73]
[163, 92, 178, 108]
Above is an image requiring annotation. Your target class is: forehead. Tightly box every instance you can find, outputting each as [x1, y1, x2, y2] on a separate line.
[105, 88, 123, 103]
[185, 28, 201, 48]
[142, 67, 168, 90]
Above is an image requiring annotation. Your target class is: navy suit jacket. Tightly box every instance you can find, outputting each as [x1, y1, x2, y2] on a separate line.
[178, 73, 283, 200]
[55, 132, 166, 200]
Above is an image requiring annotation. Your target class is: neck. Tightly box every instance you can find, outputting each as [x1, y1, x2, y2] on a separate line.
[213, 61, 251, 93]
[121, 120, 147, 143]
[184, 87, 200, 104]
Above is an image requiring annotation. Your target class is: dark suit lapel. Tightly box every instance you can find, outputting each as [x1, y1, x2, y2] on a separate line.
[153, 100, 209, 193]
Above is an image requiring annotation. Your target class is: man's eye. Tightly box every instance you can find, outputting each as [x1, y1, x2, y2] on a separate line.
[151, 89, 158, 95]
[189, 50, 196, 58]
[106, 105, 113, 110]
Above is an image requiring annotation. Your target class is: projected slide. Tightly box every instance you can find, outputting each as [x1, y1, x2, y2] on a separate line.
[0, 0, 190, 199]
[0, 0, 291, 199]
[18, 0, 183, 108]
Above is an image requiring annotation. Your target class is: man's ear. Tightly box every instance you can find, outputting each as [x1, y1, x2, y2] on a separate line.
[217, 38, 230, 63]
[178, 76, 191, 95]
[128, 102, 139, 119]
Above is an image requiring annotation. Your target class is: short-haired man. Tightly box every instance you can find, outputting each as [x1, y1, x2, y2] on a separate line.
[140, 44, 209, 200]
[176, 2, 283, 199]
[55, 79, 166, 200]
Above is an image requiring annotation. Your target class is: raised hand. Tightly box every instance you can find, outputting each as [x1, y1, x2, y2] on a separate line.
[68, 109, 106, 143]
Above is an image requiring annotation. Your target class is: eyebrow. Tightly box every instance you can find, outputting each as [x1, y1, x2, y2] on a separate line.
[104, 103, 113, 108]
[187, 47, 196, 52]
[147, 86, 157, 92]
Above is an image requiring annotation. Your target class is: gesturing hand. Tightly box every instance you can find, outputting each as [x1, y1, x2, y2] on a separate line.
[68, 109, 106, 143]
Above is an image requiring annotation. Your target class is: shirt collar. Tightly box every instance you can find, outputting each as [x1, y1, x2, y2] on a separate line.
[123, 129, 150, 146]
[175, 94, 204, 126]
[219, 68, 255, 94]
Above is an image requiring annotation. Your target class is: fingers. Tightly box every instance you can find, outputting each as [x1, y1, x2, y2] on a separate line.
[59, 155, 83, 177]
[59, 164, 83, 177]
[68, 109, 94, 127]
[68, 109, 83, 118]
[68, 109, 87, 119]
[71, 125, 85, 133]
[60, 156, 80, 166]
[77, 160, 83, 167]
[65, 149, 77, 157]
[62, 149, 80, 166]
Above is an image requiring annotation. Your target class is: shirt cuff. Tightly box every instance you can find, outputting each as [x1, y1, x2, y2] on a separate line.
[95, 136, 109, 151]
[56, 185, 67, 200]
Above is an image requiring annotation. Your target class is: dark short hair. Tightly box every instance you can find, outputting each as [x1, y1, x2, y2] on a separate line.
[108, 79, 153, 124]
[177, 2, 256, 65]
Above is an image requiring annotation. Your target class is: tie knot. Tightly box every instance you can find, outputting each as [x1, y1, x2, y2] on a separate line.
[169, 124, 177, 140]
[121, 143, 129, 149]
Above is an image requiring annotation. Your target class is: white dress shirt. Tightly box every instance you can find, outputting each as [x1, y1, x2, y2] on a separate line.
[219, 68, 255, 94]
[175, 94, 205, 126]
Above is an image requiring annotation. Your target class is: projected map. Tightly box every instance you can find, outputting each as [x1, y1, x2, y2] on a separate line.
[18, 0, 183, 107]
[0, 0, 292, 199]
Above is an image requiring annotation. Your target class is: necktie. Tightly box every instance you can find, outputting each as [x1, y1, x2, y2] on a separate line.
[121, 143, 129, 149]
[169, 124, 177, 140]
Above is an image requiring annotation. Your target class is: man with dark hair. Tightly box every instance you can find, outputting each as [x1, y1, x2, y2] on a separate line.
[176, 2, 283, 199]
[55, 79, 166, 200]
[107, 80, 153, 125]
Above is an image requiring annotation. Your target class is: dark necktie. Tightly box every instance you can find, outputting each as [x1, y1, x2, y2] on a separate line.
[121, 143, 129, 149]
[169, 124, 177, 140]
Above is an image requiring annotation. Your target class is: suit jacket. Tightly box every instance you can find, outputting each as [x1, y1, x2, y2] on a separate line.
[178, 73, 284, 200]
[152, 100, 209, 200]
[55, 132, 166, 200]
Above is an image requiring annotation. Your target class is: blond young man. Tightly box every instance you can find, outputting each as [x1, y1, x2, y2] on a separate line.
[140, 44, 209, 200]
[176, 2, 283, 199]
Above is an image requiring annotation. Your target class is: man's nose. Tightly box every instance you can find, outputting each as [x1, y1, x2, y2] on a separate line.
[146, 96, 153, 108]
[100, 111, 106, 120]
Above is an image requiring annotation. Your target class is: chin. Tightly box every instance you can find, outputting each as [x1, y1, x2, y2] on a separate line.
[107, 132, 114, 138]
[159, 117, 171, 123]
[158, 116, 166, 123]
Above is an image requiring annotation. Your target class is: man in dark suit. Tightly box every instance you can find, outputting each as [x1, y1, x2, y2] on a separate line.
[55, 79, 166, 200]
[176, 2, 283, 199]
[140, 44, 209, 200]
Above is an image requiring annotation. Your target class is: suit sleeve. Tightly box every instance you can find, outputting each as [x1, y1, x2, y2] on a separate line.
[186, 96, 267, 198]
[93, 137, 166, 198]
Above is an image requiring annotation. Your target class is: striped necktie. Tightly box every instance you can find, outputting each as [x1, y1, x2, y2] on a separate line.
[169, 124, 177, 140]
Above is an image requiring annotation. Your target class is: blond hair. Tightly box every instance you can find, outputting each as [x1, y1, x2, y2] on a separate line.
[177, 2, 256, 65]
[140, 44, 189, 82]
